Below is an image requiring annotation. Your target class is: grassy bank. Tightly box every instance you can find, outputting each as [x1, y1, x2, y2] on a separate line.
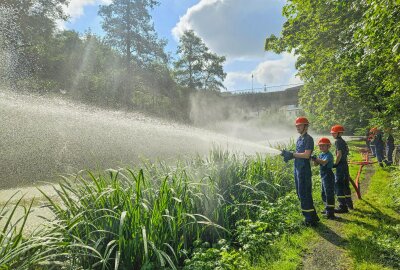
[343, 165, 400, 269]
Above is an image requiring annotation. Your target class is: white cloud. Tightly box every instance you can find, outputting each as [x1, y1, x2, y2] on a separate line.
[288, 73, 303, 85]
[224, 53, 301, 91]
[172, 0, 285, 58]
[57, 0, 111, 30]
[253, 53, 297, 84]
[225, 72, 252, 90]
[64, 0, 111, 22]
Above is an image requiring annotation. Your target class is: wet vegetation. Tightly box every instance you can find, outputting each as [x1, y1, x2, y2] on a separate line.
[1, 149, 306, 269]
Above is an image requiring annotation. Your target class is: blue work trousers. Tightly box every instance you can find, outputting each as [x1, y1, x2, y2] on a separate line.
[294, 164, 318, 222]
[335, 171, 348, 210]
[386, 145, 394, 164]
[375, 144, 385, 163]
[344, 172, 353, 208]
[321, 171, 335, 215]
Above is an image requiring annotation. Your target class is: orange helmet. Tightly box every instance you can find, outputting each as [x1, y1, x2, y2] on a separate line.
[330, 125, 345, 134]
[295, 117, 309, 126]
[318, 137, 331, 145]
[369, 127, 378, 133]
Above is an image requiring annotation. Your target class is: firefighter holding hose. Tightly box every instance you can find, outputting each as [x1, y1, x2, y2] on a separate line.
[281, 117, 319, 226]
[331, 125, 353, 212]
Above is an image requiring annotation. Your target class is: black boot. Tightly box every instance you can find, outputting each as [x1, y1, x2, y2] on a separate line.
[326, 213, 336, 220]
[334, 206, 349, 213]
[346, 198, 354, 210]
[304, 219, 319, 227]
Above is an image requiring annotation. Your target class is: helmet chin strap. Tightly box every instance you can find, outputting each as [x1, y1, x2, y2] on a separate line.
[300, 125, 307, 135]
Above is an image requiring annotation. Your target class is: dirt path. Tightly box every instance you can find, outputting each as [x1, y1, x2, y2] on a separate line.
[301, 165, 374, 269]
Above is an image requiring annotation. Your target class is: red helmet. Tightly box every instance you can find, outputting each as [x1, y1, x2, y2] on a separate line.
[369, 127, 378, 133]
[318, 137, 331, 145]
[295, 117, 309, 126]
[330, 125, 345, 134]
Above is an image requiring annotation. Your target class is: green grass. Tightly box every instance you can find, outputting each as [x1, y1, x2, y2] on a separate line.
[265, 140, 400, 270]
[343, 165, 400, 269]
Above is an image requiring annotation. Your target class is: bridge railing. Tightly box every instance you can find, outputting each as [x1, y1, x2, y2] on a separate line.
[221, 83, 303, 96]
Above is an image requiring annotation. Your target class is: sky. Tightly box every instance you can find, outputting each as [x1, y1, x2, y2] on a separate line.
[63, 0, 302, 92]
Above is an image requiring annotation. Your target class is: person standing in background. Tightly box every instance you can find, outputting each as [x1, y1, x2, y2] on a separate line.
[385, 128, 395, 166]
[372, 128, 385, 167]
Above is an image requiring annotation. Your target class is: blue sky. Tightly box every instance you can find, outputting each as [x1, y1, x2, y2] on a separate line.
[63, 0, 301, 91]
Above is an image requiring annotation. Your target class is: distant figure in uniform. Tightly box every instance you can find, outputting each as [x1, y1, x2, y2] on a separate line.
[312, 137, 336, 219]
[385, 128, 395, 166]
[369, 128, 377, 157]
[371, 128, 385, 167]
[365, 128, 371, 151]
[331, 125, 353, 212]
[281, 117, 319, 227]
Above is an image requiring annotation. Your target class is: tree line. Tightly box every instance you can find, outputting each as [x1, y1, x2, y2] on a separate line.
[265, 0, 399, 133]
[0, 0, 226, 121]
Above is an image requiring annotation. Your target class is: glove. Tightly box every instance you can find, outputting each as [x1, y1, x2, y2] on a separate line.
[333, 163, 338, 168]
[281, 149, 294, 163]
[311, 155, 317, 161]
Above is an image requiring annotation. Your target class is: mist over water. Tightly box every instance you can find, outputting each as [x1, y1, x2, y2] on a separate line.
[0, 90, 280, 189]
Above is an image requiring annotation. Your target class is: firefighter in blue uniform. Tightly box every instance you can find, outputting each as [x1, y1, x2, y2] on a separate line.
[331, 125, 353, 212]
[385, 129, 395, 165]
[312, 137, 336, 219]
[281, 117, 319, 226]
[371, 127, 385, 167]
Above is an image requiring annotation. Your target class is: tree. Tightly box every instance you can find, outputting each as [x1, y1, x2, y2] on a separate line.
[99, 0, 167, 67]
[265, 0, 399, 132]
[174, 30, 226, 91]
[0, 0, 69, 86]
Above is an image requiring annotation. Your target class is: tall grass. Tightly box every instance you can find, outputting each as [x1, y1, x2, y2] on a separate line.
[37, 149, 293, 269]
[0, 194, 62, 269]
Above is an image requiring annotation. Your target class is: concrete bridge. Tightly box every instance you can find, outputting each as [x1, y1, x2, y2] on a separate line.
[221, 85, 302, 109]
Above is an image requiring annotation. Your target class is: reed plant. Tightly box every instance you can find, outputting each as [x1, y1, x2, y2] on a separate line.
[0, 194, 62, 269]
[37, 148, 294, 269]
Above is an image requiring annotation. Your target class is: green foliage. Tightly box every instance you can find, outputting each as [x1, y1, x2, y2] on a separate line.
[0, 0, 68, 83]
[265, 0, 400, 132]
[98, 0, 167, 66]
[390, 168, 400, 213]
[183, 239, 250, 270]
[174, 30, 227, 91]
[34, 149, 294, 269]
[235, 194, 302, 258]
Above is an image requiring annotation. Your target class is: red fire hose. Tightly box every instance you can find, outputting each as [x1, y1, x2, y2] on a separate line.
[348, 148, 376, 199]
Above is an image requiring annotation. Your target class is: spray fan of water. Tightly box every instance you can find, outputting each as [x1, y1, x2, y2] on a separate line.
[0, 90, 281, 189]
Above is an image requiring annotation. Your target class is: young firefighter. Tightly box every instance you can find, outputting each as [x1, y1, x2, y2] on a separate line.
[281, 117, 319, 226]
[331, 125, 353, 212]
[312, 138, 336, 219]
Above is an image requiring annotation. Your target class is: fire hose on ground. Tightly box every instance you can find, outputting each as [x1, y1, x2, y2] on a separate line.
[348, 148, 377, 199]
